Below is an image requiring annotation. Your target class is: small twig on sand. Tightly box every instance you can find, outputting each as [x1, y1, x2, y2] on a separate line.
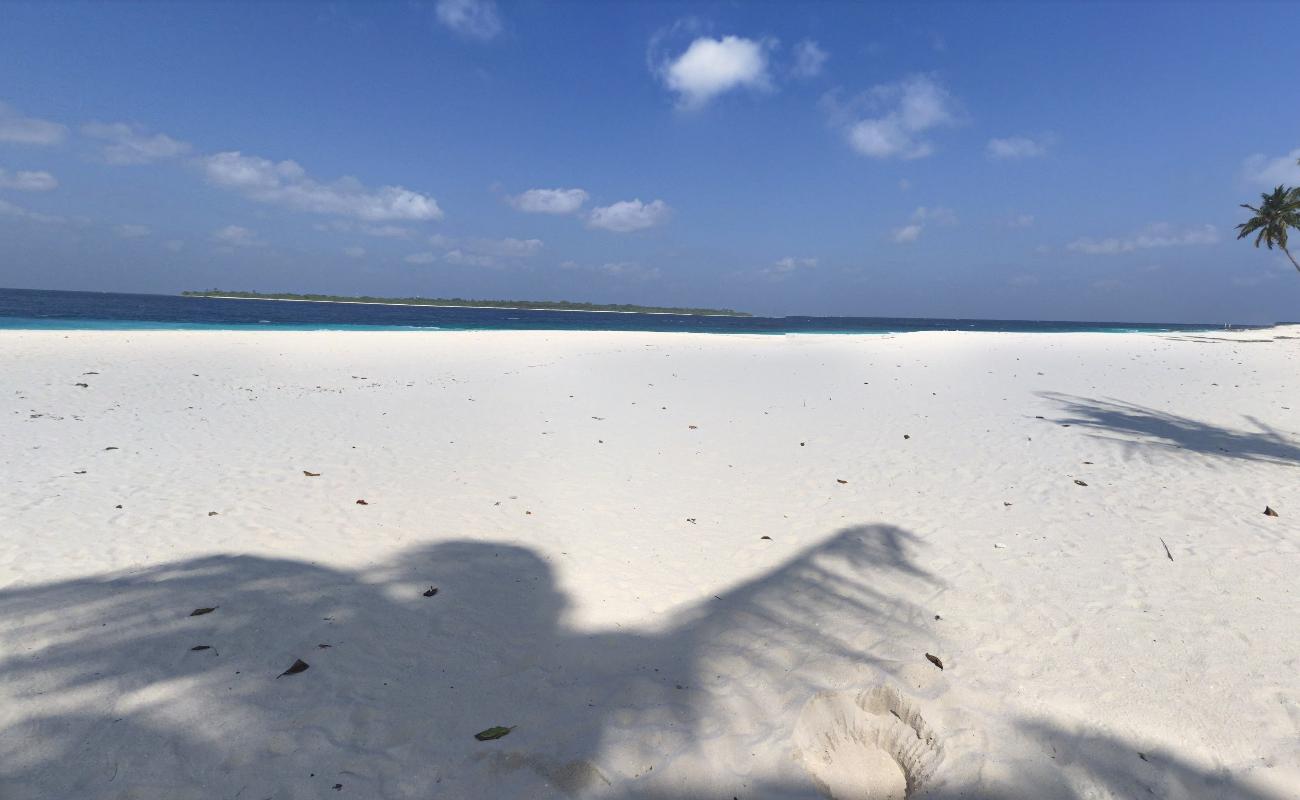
[1159, 538, 1173, 562]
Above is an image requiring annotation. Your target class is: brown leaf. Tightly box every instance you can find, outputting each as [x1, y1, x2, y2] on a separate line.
[925, 652, 944, 670]
[1074, 479, 1088, 487]
[760, 535, 772, 540]
[303, 470, 320, 477]
[277, 659, 310, 678]
[207, 511, 219, 516]
[836, 479, 848, 485]
[1264, 506, 1279, 517]
[355, 499, 368, 505]
[189, 607, 217, 616]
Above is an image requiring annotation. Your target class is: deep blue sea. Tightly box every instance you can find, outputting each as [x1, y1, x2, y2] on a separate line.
[0, 288, 1247, 335]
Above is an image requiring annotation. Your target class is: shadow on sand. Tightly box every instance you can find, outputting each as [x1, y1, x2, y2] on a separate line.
[0, 524, 1284, 799]
[1041, 391, 1300, 465]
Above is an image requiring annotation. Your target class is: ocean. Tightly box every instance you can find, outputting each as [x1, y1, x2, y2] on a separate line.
[0, 287, 1243, 335]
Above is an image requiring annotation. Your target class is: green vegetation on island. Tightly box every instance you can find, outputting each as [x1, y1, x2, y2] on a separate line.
[180, 290, 751, 317]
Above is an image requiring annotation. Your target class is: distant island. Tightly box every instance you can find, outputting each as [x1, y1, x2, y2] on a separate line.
[180, 290, 751, 317]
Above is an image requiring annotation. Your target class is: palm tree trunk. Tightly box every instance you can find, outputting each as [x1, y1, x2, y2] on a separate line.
[1286, 245, 1300, 273]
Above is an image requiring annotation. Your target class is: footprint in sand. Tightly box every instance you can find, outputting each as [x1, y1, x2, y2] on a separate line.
[794, 685, 943, 800]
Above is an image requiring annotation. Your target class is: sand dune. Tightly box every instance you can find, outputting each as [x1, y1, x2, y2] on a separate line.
[1, 328, 1297, 798]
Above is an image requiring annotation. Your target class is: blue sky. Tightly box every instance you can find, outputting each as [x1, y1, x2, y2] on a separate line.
[2, 1, 1299, 322]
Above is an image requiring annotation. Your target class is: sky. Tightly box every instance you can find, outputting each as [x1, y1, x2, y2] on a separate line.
[2, 1, 1300, 322]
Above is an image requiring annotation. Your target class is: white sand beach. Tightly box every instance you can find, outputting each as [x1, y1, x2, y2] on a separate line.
[1, 328, 1297, 800]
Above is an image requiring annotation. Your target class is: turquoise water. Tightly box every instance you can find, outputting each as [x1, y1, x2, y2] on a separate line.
[0, 288, 1250, 335]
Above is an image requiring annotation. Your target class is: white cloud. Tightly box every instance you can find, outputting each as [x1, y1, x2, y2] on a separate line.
[163, 239, 185, 252]
[115, 224, 151, 238]
[761, 256, 817, 279]
[987, 135, 1049, 160]
[791, 40, 828, 79]
[1090, 278, 1124, 293]
[83, 122, 191, 165]
[0, 168, 57, 191]
[892, 223, 923, 243]
[468, 237, 543, 257]
[598, 262, 662, 280]
[0, 197, 64, 223]
[203, 151, 442, 222]
[418, 235, 543, 267]
[508, 187, 588, 215]
[911, 206, 957, 225]
[1242, 149, 1300, 186]
[442, 249, 496, 267]
[344, 246, 366, 258]
[562, 260, 662, 280]
[404, 251, 438, 264]
[827, 75, 957, 159]
[324, 220, 415, 238]
[1004, 213, 1035, 229]
[435, 0, 501, 40]
[1067, 223, 1219, 255]
[587, 198, 671, 232]
[0, 102, 66, 145]
[891, 206, 955, 243]
[660, 36, 772, 108]
[212, 225, 261, 247]
[1008, 273, 1040, 287]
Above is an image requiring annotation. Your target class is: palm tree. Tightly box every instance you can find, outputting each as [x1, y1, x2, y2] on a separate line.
[1237, 185, 1300, 272]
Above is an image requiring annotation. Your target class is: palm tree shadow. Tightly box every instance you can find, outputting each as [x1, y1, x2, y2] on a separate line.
[0, 524, 941, 799]
[1040, 392, 1300, 464]
[2, 525, 1287, 799]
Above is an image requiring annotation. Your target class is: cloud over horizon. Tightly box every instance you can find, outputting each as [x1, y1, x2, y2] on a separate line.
[1067, 223, 1219, 255]
[203, 151, 442, 222]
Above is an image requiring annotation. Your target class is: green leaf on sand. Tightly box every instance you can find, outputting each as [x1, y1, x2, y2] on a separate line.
[474, 726, 515, 741]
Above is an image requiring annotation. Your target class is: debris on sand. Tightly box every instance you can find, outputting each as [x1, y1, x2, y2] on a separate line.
[1074, 479, 1088, 487]
[925, 653, 944, 670]
[1264, 506, 1279, 517]
[277, 659, 310, 678]
[1160, 538, 1174, 561]
[474, 726, 515, 741]
[423, 586, 439, 597]
[189, 607, 217, 617]
[355, 499, 369, 505]
[303, 470, 320, 477]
